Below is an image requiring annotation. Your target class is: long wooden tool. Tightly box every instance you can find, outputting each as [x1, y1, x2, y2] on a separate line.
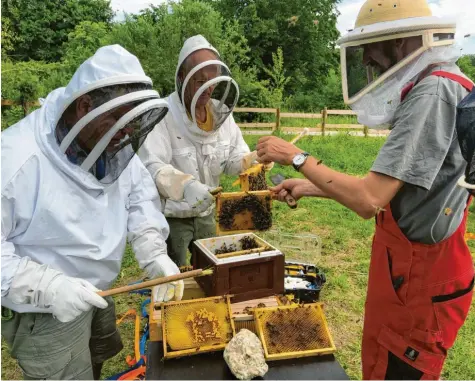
[289, 127, 309, 145]
[97, 268, 212, 297]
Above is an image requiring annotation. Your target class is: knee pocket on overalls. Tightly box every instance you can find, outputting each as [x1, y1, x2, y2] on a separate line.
[431, 275, 474, 350]
[370, 326, 445, 380]
[18, 351, 72, 380]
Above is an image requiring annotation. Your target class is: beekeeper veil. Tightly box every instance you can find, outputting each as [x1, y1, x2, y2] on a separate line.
[337, 0, 460, 128]
[456, 88, 475, 194]
[175, 35, 239, 132]
[55, 47, 168, 185]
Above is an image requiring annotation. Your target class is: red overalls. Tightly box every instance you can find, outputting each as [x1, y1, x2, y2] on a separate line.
[363, 71, 475, 380]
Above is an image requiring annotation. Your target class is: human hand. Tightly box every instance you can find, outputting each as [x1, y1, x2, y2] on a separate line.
[183, 180, 215, 213]
[270, 179, 318, 201]
[145, 256, 184, 303]
[256, 136, 303, 166]
[45, 275, 108, 323]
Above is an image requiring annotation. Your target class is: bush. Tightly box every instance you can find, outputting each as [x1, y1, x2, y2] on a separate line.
[1, 60, 70, 102]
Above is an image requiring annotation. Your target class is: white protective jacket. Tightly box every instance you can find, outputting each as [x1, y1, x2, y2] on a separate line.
[139, 91, 250, 219]
[1, 46, 170, 313]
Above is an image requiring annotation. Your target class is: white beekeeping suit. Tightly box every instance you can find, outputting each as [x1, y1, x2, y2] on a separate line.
[1, 45, 183, 323]
[139, 35, 252, 219]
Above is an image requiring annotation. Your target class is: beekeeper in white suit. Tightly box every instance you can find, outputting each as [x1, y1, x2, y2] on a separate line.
[139, 35, 255, 267]
[1, 45, 183, 380]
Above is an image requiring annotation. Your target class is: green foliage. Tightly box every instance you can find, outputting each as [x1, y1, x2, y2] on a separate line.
[1, 16, 19, 57]
[284, 68, 346, 112]
[1, 59, 70, 130]
[232, 66, 274, 108]
[1, 60, 70, 102]
[2, 0, 474, 130]
[63, 21, 110, 70]
[262, 47, 290, 108]
[458, 54, 475, 82]
[1, 0, 113, 62]
[105, 0, 225, 95]
[204, 0, 340, 94]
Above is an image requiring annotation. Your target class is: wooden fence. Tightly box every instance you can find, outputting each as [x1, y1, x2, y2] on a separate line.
[1, 99, 387, 137]
[233, 107, 381, 136]
[1, 99, 41, 116]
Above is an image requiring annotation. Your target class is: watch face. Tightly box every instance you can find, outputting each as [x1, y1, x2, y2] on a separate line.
[293, 154, 305, 166]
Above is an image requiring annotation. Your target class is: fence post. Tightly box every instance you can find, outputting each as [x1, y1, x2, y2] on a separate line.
[275, 108, 280, 132]
[363, 125, 369, 138]
[321, 107, 327, 137]
[21, 100, 29, 117]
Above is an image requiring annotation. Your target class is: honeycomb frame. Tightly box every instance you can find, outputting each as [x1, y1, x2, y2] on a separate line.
[161, 295, 235, 359]
[253, 303, 336, 361]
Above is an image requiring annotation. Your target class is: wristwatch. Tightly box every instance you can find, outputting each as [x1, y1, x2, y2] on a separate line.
[292, 152, 310, 171]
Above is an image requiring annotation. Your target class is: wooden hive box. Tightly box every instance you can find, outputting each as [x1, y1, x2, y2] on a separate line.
[192, 233, 285, 303]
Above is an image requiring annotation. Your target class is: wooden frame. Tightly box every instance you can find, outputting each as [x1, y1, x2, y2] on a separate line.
[253, 303, 336, 361]
[161, 295, 235, 359]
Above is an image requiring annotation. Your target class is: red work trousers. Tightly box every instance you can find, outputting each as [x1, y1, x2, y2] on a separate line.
[362, 203, 474, 380]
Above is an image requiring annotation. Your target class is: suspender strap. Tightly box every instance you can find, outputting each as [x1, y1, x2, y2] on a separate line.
[431, 70, 474, 92]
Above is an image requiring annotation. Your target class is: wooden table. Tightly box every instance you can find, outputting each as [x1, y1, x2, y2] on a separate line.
[147, 278, 349, 380]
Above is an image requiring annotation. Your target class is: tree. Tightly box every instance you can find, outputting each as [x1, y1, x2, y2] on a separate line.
[1, 16, 20, 57]
[62, 21, 110, 69]
[262, 47, 290, 107]
[203, 0, 341, 95]
[107, 0, 252, 96]
[1, 0, 114, 62]
[458, 55, 475, 82]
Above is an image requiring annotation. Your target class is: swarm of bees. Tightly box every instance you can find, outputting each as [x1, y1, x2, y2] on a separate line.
[218, 194, 272, 231]
[214, 236, 260, 255]
[248, 168, 267, 191]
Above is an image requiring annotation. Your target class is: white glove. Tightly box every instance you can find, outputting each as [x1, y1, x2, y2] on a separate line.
[44, 275, 108, 323]
[183, 180, 214, 214]
[144, 255, 184, 303]
[155, 166, 194, 201]
[6, 258, 107, 323]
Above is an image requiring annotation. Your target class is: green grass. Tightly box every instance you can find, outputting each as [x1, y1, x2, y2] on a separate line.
[2, 133, 474, 380]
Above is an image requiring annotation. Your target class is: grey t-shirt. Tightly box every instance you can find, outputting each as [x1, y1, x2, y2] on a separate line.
[371, 64, 471, 244]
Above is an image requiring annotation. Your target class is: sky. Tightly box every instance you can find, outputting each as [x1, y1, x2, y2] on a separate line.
[110, 0, 475, 54]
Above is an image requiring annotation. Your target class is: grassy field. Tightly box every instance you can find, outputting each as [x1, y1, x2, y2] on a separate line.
[2, 134, 474, 380]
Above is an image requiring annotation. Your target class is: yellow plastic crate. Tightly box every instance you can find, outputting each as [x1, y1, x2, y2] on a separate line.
[253, 303, 336, 361]
[161, 295, 235, 359]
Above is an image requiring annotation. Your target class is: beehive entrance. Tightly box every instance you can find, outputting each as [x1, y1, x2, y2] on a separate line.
[254, 303, 336, 360]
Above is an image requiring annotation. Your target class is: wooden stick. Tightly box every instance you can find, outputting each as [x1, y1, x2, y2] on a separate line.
[289, 127, 309, 145]
[271, 192, 297, 209]
[97, 269, 209, 297]
[215, 247, 270, 259]
[210, 187, 223, 196]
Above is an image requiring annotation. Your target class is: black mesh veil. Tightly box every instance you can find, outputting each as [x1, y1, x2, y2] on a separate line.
[57, 88, 167, 184]
[456, 88, 475, 192]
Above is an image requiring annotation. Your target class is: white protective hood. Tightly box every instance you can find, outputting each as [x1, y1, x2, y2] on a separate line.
[36, 44, 154, 190]
[173, 35, 239, 142]
[1, 45, 170, 313]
